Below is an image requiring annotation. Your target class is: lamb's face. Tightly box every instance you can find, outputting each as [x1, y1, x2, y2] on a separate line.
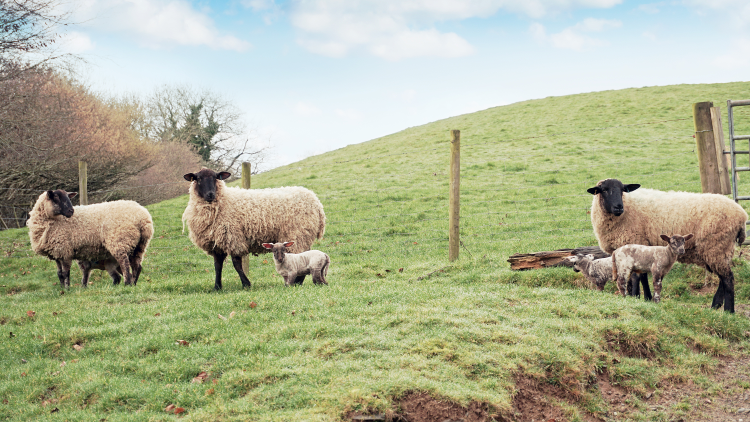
[661, 233, 694, 255]
[45, 190, 76, 218]
[586, 178, 640, 217]
[183, 168, 231, 203]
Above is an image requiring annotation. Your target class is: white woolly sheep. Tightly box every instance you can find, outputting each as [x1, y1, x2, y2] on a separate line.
[182, 168, 326, 290]
[27, 190, 154, 287]
[262, 241, 330, 286]
[588, 178, 747, 312]
[566, 254, 613, 291]
[612, 234, 693, 303]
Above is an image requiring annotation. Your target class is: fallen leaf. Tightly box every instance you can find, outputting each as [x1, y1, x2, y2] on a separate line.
[191, 372, 209, 383]
[399, 268, 404, 272]
[73, 344, 83, 352]
[218, 314, 227, 320]
[9, 332, 14, 338]
[50, 407, 59, 413]
[60, 361, 66, 368]
[413, 242, 418, 245]
[229, 311, 236, 319]
[263, 260, 268, 264]
[205, 388, 215, 395]
[154, 313, 161, 317]
[164, 404, 176, 412]
[174, 407, 185, 415]
[20, 372, 26, 377]
[26, 310, 35, 317]
[291, 311, 296, 316]
[21, 359, 26, 364]
[385, 269, 391, 272]
[212, 379, 217, 384]
[52, 312, 59, 316]
[176, 340, 189, 347]
[249, 301, 258, 309]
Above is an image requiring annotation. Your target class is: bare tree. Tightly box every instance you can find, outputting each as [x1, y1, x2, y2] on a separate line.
[141, 85, 270, 174]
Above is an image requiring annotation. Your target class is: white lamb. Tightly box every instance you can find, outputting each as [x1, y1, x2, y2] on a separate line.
[566, 254, 613, 291]
[262, 242, 330, 286]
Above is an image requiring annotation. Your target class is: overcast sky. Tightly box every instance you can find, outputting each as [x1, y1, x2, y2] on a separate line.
[59, 0, 750, 170]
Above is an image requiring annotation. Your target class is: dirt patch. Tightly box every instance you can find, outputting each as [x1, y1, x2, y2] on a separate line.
[508, 376, 572, 422]
[347, 392, 494, 422]
[597, 371, 641, 418]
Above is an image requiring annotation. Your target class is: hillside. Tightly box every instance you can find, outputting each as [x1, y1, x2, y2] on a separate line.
[2, 82, 750, 421]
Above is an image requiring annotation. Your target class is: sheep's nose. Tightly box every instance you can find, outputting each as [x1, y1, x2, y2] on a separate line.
[205, 193, 216, 202]
[63, 210, 74, 218]
[612, 205, 624, 216]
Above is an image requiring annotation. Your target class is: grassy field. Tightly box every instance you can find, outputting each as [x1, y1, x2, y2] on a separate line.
[3, 82, 750, 421]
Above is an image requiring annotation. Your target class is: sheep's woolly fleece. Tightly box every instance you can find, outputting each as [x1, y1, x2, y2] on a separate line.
[182, 180, 326, 257]
[591, 184, 747, 275]
[27, 193, 154, 262]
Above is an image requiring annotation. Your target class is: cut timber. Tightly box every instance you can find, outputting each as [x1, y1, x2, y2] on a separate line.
[507, 246, 608, 270]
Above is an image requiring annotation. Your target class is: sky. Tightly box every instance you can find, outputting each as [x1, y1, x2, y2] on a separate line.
[56, 0, 750, 170]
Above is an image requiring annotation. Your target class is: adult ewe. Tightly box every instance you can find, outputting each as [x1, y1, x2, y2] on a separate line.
[27, 190, 154, 287]
[182, 168, 326, 290]
[588, 178, 747, 312]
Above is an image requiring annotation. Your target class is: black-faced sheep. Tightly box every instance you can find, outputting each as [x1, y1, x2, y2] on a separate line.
[588, 178, 747, 312]
[612, 234, 693, 303]
[182, 168, 326, 290]
[27, 190, 154, 287]
[262, 241, 330, 286]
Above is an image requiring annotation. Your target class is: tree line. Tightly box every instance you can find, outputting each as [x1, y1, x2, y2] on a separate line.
[0, 0, 268, 229]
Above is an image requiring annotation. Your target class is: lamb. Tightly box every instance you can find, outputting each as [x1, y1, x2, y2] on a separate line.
[262, 242, 330, 286]
[588, 178, 748, 312]
[611, 234, 693, 303]
[27, 190, 154, 287]
[182, 168, 326, 290]
[566, 254, 613, 291]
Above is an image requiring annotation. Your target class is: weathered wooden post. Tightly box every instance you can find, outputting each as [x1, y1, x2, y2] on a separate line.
[241, 162, 251, 274]
[710, 106, 732, 194]
[78, 160, 88, 205]
[449, 130, 460, 262]
[693, 102, 723, 194]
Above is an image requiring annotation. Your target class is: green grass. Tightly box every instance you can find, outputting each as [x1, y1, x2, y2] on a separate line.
[2, 82, 750, 421]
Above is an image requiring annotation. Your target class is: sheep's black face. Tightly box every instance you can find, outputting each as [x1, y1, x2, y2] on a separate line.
[184, 168, 231, 203]
[586, 179, 640, 217]
[46, 190, 76, 218]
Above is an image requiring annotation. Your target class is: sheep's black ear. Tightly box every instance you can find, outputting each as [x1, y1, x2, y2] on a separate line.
[586, 186, 602, 195]
[623, 184, 640, 193]
[46, 190, 55, 200]
[67, 192, 78, 199]
[183, 173, 196, 182]
[660, 234, 670, 242]
[217, 172, 231, 180]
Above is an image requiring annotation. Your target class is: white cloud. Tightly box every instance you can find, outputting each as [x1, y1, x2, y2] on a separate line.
[294, 101, 322, 117]
[61, 32, 95, 53]
[531, 18, 621, 51]
[287, 0, 622, 59]
[70, 0, 250, 51]
[335, 108, 361, 120]
[713, 38, 750, 69]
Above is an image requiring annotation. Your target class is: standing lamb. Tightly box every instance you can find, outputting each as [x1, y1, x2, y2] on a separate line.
[27, 190, 154, 287]
[566, 254, 613, 291]
[588, 178, 747, 312]
[182, 168, 326, 290]
[262, 242, 330, 286]
[612, 234, 694, 303]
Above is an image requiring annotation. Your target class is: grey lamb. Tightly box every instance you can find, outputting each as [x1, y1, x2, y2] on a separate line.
[262, 241, 330, 286]
[566, 254, 613, 291]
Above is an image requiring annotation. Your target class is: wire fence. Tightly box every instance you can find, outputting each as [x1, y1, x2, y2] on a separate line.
[0, 114, 723, 284]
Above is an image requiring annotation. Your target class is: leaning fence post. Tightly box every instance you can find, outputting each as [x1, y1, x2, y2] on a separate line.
[710, 106, 732, 195]
[449, 130, 460, 262]
[693, 102, 723, 194]
[78, 160, 88, 206]
[241, 162, 251, 274]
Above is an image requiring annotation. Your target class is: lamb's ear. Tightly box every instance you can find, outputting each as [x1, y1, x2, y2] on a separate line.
[684, 233, 694, 241]
[217, 172, 231, 180]
[283, 241, 295, 248]
[183, 173, 196, 182]
[660, 234, 670, 242]
[46, 190, 55, 200]
[587, 186, 602, 195]
[262, 243, 274, 250]
[623, 184, 640, 193]
[67, 192, 78, 199]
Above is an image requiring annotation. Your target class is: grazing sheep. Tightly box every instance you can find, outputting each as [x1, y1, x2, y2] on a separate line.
[612, 234, 694, 303]
[566, 254, 613, 291]
[27, 190, 154, 287]
[262, 241, 330, 286]
[588, 178, 747, 312]
[182, 168, 326, 290]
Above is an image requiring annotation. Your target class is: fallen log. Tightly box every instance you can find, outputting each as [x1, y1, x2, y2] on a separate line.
[507, 246, 608, 270]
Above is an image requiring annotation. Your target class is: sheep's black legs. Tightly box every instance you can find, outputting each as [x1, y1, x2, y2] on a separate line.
[711, 279, 726, 310]
[129, 256, 142, 285]
[713, 272, 735, 313]
[628, 273, 640, 297]
[55, 259, 71, 288]
[213, 251, 227, 290]
[230, 255, 252, 288]
[294, 275, 306, 285]
[639, 273, 652, 301]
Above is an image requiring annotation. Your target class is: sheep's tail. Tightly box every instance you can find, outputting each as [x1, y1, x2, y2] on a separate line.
[738, 225, 747, 246]
[317, 208, 326, 240]
[134, 219, 155, 265]
[322, 255, 330, 278]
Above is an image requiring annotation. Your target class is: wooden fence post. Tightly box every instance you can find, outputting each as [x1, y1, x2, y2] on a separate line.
[710, 106, 732, 194]
[449, 130, 460, 262]
[241, 162, 251, 274]
[78, 160, 88, 205]
[693, 102, 723, 194]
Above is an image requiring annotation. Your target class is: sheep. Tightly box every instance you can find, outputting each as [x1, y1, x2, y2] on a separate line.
[27, 190, 154, 287]
[262, 241, 330, 286]
[588, 178, 748, 312]
[182, 168, 326, 290]
[611, 234, 693, 303]
[566, 254, 613, 291]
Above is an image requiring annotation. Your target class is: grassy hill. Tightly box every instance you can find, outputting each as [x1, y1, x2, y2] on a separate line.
[2, 82, 750, 421]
